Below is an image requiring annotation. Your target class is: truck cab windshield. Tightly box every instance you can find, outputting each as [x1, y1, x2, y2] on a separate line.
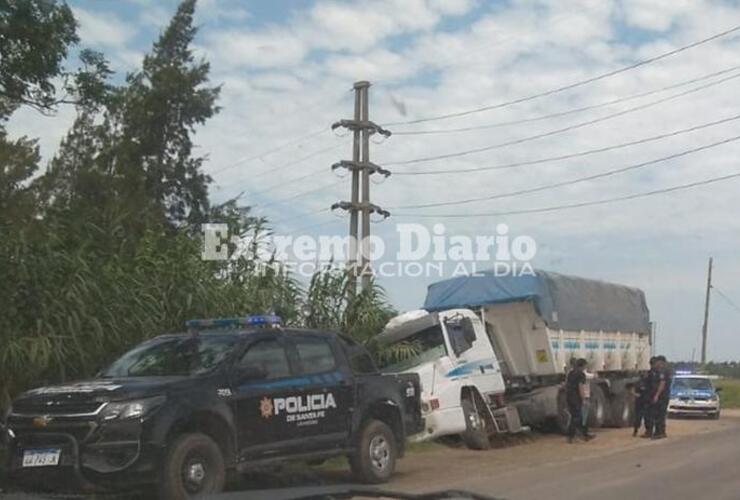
[102, 335, 239, 377]
[383, 325, 447, 373]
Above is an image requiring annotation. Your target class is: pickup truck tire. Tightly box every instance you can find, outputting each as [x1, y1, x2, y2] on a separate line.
[461, 397, 490, 450]
[350, 419, 397, 483]
[587, 384, 608, 429]
[159, 432, 226, 500]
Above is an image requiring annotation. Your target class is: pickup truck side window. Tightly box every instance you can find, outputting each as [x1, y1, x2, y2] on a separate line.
[238, 339, 291, 379]
[294, 336, 337, 374]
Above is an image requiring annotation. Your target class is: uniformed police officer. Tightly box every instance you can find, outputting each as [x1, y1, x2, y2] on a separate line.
[641, 356, 659, 438]
[632, 369, 650, 437]
[651, 355, 672, 439]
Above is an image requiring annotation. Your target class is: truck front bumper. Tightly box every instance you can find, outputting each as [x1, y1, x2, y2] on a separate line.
[412, 406, 467, 442]
[6, 416, 160, 493]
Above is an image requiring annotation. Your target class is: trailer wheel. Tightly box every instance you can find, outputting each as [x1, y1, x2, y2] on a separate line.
[461, 397, 490, 450]
[608, 392, 633, 428]
[587, 384, 608, 429]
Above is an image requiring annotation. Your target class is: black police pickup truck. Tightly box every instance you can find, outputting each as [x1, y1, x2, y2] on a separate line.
[3, 315, 423, 498]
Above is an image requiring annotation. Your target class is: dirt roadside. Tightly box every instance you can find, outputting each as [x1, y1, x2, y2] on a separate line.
[242, 408, 740, 492]
[383, 409, 740, 492]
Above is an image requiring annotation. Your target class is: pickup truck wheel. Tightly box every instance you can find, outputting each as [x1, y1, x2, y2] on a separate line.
[350, 419, 397, 483]
[159, 432, 225, 500]
[461, 397, 490, 450]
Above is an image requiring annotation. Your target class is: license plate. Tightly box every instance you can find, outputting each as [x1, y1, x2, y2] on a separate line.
[22, 449, 61, 467]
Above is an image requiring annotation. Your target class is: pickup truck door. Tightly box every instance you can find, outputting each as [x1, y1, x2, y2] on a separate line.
[230, 335, 296, 461]
[283, 333, 353, 451]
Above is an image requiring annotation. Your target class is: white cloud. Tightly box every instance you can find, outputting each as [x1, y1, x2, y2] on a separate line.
[72, 7, 136, 47]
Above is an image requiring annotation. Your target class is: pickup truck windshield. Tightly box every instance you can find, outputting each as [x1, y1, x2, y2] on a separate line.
[102, 335, 239, 377]
[383, 325, 447, 373]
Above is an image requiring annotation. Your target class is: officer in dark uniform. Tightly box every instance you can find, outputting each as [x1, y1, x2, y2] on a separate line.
[652, 355, 672, 439]
[565, 358, 594, 443]
[641, 356, 659, 438]
[632, 370, 650, 437]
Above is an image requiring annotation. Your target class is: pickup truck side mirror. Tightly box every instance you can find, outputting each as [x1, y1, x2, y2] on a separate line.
[715, 387, 723, 393]
[234, 365, 268, 384]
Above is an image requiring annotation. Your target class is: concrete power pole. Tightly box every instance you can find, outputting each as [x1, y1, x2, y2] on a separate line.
[332, 81, 391, 293]
[701, 256, 713, 365]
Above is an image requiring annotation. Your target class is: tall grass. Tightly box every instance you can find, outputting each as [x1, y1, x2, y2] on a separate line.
[0, 221, 402, 411]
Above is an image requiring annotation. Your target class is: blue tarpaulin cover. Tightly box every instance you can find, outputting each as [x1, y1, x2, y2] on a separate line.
[424, 270, 650, 334]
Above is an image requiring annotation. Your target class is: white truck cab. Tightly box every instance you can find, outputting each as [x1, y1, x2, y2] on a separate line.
[379, 309, 510, 446]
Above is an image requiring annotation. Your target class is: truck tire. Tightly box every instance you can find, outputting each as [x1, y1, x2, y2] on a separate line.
[350, 419, 397, 483]
[555, 389, 571, 434]
[159, 432, 226, 500]
[587, 384, 608, 429]
[461, 397, 490, 450]
[608, 392, 634, 428]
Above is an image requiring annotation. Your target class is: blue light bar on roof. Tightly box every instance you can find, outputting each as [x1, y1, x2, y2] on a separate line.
[185, 315, 282, 330]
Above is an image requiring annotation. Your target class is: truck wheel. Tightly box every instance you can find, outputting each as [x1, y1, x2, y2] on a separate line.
[159, 432, 225, 500]
[556, 390, 571, 434]
[587, 384, 608, 429]
[350, 419, 397, 483]
[608, 392, 633, 428]
[461, 397, 490, 450]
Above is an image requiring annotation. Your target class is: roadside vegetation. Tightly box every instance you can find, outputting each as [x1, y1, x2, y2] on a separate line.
[0, 0, 400, 416]
[716, 379, 740, 408]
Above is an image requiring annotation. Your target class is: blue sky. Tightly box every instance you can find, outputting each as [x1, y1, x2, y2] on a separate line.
[9, 0, 740, 360]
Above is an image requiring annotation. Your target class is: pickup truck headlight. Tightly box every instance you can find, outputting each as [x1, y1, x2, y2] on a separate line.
[100, 396, 166, 421]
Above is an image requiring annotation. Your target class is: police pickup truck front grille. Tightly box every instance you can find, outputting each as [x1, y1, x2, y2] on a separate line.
[12, 400, 104, 416]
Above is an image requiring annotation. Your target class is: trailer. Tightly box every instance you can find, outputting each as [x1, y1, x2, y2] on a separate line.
[379, 270, 651, 449]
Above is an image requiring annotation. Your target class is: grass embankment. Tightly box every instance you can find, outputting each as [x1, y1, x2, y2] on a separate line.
[716, 378, 740, 408]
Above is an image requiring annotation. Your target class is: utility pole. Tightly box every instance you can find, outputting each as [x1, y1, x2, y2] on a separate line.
[332, 81, 391, 294]
[701, 256, 713, 365]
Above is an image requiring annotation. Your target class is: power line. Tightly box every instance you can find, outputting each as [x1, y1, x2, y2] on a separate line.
[394, 170, 740, 218]
[212, 91, 352, 176]
[213, 127, 330, 175]
[713, 286, 740, 315]
[385, 71, 740, 166]
[246, 163, 329, 199]
[258, 180, 343, 209]
[395, 112, 740, 176]
[383, 23, 740, 126]
[393, 65, 740, 136]
[389, 133, 740, 209]
[270, 207, 331, 227]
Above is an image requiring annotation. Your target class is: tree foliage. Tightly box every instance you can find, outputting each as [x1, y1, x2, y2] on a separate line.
[0, 0, 398, 415]
[0, 0, 78, 119]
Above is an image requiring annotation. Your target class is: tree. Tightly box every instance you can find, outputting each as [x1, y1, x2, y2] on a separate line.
[0, 0, 78, 119]
[113, 0, 220, 229]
